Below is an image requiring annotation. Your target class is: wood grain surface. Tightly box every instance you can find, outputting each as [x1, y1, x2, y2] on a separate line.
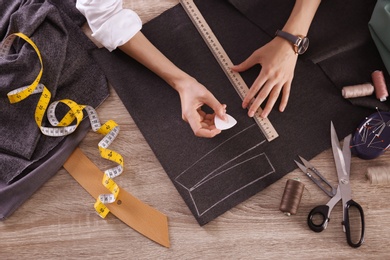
[1, 0, 390, 259]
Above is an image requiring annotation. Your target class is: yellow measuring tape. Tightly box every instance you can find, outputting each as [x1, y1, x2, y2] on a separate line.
[1, 32, 122, 218]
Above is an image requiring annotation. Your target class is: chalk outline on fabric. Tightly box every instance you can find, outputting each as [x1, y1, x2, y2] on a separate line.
[175, 124, 275, 216]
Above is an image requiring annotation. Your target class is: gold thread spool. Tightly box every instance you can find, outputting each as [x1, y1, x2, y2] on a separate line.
[279, 179, 305, 216]
[341, 83, 374, 99]
[366, 165, 390, 185]
[372, 70, 389, 102]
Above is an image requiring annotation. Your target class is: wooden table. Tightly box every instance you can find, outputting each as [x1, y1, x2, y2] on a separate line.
[1, 1, 390, 258]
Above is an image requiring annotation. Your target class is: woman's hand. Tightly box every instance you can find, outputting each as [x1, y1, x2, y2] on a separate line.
[118, 32, 227, 138]
[176, 77, 227, 138]
[232, 36, 298, 118]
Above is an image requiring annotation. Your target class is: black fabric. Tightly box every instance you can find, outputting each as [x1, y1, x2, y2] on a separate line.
[228, 0, 377, 63]
[228, 0, 390, 111]
[92, 0, 377, 225]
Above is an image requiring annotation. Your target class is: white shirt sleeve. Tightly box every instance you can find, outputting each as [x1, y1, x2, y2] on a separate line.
[76, 0, 142, 52]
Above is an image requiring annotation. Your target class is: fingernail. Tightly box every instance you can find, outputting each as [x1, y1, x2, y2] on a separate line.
[248, 111, 255, 117]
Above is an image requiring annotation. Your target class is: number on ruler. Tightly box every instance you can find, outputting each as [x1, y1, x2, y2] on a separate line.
[180, 0, 278, 141]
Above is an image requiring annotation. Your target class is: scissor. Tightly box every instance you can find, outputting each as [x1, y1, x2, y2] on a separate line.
[295, 156, 337, 197]
[307, 122, 365, 248]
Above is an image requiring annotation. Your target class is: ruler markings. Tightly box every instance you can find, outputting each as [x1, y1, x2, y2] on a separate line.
[180, 0, 279, 141]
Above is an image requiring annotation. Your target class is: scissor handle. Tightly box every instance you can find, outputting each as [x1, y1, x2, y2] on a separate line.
[307, 205, 330, 232]
[343, 199, 365, 248]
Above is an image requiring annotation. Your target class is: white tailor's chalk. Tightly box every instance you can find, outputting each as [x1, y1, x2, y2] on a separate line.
[214, 114, 237, 130]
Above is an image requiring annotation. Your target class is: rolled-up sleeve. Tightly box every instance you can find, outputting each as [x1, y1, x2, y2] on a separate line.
[76, 0, 142, 51]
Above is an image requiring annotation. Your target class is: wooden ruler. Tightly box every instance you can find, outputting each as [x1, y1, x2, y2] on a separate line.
[180, 0, 279, 141]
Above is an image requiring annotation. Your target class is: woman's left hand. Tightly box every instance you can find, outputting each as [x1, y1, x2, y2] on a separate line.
[232, 36, 298, 118]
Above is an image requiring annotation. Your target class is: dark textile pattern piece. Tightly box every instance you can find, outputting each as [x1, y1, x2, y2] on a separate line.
[0, 0, 108, 184]
[0, 0, 109, 219]
[92, 0, 376, 225]
[228, 0, 390, 111]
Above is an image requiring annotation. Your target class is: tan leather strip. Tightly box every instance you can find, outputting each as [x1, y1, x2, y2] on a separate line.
[63, 147, 170, 248]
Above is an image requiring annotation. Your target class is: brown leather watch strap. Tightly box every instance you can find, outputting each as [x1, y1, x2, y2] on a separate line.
[63, 147, 170, 248]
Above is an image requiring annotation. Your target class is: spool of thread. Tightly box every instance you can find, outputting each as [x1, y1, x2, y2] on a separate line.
[279, 179, 305, 216]
[371, 70, 389, 102]
[366, 165, 390, 185]
[341, 83, 374, 99]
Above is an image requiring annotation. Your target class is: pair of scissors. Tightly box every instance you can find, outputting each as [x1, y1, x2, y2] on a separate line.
[295, 156, 337, 197]
[307, 122, 365, 248]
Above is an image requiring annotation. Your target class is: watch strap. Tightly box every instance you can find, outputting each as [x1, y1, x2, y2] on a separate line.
[275, 30, 299, 45]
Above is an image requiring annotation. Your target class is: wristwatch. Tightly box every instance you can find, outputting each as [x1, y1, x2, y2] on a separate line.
[275, 30, 309, 55]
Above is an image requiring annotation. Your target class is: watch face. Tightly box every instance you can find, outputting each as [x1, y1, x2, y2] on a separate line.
[297, 37, 309, 54]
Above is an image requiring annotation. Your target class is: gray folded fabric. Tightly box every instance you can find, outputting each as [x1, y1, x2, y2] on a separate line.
[0, 0, 109, 219]
[0, 0, 108, 184]
[0, 119, 91, 220]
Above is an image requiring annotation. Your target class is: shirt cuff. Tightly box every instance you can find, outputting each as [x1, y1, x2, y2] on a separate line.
[76, 0, 142, 52]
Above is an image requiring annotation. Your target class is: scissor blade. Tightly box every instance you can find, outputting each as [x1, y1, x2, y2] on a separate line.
[330, 122, 352, 201]
[298, 156, 312, 169]
[294, 160, 308, 173]
[331, 122, 347, 178]
[326, 186, 341, 210]
[342, 134, 352, 175]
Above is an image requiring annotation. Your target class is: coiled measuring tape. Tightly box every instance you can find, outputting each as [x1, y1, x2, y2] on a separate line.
[1, 32, 122, 218]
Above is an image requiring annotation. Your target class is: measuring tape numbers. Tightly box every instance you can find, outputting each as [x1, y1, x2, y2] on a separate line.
[180, 0, 279, 141]
[0, 32, 123, 218]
